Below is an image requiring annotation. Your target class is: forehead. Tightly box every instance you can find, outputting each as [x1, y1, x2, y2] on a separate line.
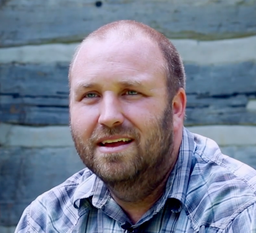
[69, 35, 167, 89]
[74, 33, 164, 67]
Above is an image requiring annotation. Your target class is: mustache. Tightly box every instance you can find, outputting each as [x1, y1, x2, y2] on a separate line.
[90, 124, 141, 142]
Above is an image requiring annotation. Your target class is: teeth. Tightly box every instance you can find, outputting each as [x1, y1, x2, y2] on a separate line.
[102, 138, 130, 145]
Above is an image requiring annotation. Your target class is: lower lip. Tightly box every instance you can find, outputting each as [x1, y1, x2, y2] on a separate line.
[97, 142, 133, 153]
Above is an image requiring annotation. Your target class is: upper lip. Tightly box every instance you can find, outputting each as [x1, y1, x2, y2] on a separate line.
[97, 136, 133, 145]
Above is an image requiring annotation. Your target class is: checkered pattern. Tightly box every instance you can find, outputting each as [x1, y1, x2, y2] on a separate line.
[15, 128, 256, 232]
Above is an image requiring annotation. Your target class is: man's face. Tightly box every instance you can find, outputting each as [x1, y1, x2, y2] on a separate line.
[69, 36, 176, 186]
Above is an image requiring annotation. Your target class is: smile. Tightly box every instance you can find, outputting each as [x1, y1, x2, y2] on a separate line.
[98, 137, 133, 147]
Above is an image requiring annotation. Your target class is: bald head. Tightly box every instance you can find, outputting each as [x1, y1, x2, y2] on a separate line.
[69, 20, 186, 100]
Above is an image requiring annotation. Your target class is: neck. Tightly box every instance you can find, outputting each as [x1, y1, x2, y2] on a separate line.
[108, 166, 172, 224]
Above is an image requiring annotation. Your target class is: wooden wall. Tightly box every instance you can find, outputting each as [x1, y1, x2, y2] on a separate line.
[0, 0, 256, 230]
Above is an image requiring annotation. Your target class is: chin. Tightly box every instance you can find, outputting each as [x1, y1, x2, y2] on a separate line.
[92, 158, 138, 183]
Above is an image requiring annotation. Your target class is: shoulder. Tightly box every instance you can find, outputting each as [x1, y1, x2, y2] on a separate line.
[192, 132, 256, 191]
[36, 167, 94, 208]
[186, 132, 256, 230]
[224, 202, 256, 232]
[15, 168, 94, 233]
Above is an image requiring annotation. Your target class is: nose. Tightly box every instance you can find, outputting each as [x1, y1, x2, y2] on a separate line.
[98, 93, 124, 128]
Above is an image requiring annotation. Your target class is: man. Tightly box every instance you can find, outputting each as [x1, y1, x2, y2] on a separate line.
[15, 20, 256, 232]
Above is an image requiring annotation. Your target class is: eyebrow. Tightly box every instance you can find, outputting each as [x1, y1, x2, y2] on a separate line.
[118, 80, 144, 88]
[74, 79, 144, 90]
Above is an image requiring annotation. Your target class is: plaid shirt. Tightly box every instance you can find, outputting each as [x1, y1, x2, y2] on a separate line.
[15, 128, 256, 232]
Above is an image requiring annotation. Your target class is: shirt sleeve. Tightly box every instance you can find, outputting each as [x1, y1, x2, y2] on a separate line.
[14, 192, 79, 233]
[14, 199, 52, 233]
[14, 205, 33, 233]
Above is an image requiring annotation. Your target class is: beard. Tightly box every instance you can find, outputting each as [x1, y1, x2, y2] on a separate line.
[70, 105, 175, 202]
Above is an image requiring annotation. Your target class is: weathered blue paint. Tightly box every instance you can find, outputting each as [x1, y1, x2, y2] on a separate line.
[0, 0, 256, 47]
[1, 62, 255, 125]
[0, 146, 84, 226]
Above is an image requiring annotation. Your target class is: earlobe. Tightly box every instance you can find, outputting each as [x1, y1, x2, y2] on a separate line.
[172, 88, 186, 130]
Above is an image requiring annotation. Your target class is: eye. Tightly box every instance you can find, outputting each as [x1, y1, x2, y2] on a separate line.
[80, 92, 100, 103]
[125, 90, 139, 95]
[84, 92, 99, 98]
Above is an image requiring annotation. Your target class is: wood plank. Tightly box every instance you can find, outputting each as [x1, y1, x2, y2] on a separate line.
[0, 104, 69, 125]
[0, 0, 256, 47]
[1, 36, 256, 65]
[0, 63, 69, 96]
[185, 62, 256, 96]
[1, 62, 255, 96]
[185, 107, 256, 126]
[0, 146, 84, 226]
[1, 104, 255, 125]
[186, 94, 248, 108]
[0, 62, 255, 125]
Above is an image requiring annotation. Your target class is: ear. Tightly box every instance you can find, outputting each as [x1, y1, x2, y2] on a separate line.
[172, 88, 186, 132]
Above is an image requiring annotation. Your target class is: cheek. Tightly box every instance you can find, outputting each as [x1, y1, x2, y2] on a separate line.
[70, 106, 98, 138]
[123, 101, 166, 128]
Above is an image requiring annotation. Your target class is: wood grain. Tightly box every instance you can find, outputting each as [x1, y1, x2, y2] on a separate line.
[0, 0, 256, 47]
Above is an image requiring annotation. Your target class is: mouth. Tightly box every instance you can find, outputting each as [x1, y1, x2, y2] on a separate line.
[98, 138, 133, 147]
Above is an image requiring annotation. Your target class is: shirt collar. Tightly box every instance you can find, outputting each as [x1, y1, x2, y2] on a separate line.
[73, 172, 110, 209]
[147, 127, 196, 215]
[167, 128, 196, 206]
